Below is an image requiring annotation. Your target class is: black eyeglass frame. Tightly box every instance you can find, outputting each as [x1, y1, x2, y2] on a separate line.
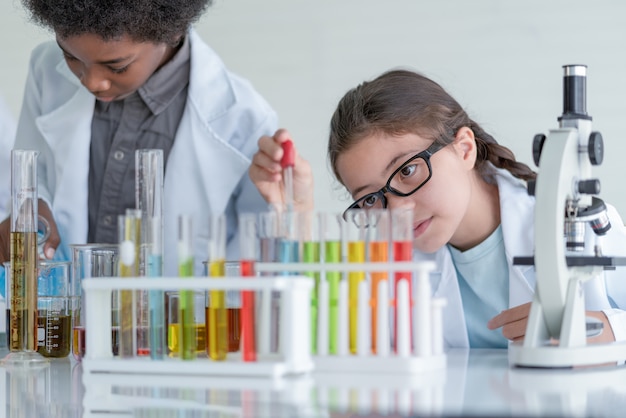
[342, 140, 446, 221]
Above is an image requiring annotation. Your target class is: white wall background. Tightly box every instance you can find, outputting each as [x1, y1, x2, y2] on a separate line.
[2, 0, 626, 217]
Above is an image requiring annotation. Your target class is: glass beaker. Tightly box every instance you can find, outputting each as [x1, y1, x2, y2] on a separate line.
[37, 260, 73, 358]
[70, 244, 119, 360]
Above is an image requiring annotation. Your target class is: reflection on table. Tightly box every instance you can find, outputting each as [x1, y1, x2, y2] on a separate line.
[2, 349, 626, 417]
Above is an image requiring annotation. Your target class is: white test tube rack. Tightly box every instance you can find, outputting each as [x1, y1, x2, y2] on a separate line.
[255, 260, 447, 374]
[80, 276, 314, 378]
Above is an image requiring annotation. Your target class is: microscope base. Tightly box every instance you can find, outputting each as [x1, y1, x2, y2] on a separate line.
[509, 341, 626, 368]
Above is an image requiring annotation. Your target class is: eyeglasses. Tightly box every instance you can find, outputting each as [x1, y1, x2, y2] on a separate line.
[342, 140, 446, 221]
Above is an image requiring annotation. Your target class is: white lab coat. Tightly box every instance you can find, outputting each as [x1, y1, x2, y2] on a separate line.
[0, 95, 16, 220]
[414, 167, 626, 348]
[13, 30, 277, 275]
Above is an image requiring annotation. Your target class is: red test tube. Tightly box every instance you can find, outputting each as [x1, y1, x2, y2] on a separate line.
[391, 208, 413, 352]
[281, 140, 295, 212]
[239, 214, 257, 362]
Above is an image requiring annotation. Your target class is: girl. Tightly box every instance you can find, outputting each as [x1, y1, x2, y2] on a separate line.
[250, 69, 626, 348]
[0, 0, 276, 274]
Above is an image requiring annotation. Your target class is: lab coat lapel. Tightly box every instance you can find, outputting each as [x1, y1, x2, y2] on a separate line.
[165, 31, 250, 213]
[162, 31, 251, 271]
[496, 170, 536, 307]
[35, 61, 94, 249]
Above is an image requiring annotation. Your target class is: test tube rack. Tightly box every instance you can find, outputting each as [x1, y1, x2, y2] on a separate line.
[80, 276, 314, 378]
[256, 260, 447, 374]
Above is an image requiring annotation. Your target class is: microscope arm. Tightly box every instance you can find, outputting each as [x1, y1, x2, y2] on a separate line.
[532, 128, 586, 339]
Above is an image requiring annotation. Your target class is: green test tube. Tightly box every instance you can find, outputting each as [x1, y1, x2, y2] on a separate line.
[299, 211, 320, 354]
[320, 212, 343, 355]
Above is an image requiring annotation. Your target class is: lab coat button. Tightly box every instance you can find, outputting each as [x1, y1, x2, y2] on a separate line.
[113, 151, 125, 161]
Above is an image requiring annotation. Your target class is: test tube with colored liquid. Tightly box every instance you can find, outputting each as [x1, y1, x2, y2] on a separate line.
[320, 212, 343, 355]
[299, 211, 320, 354]
[206, 214, 228, 361]
[178, 215, 196, 360]
[367, 210, 390, 353]
[391, 208, 413, 352]
[239, 214, 257, 362]
[344, 209, 367, 355]
[135, 149, 165, 360]
[224, 262, 242, 353]
[118, 209, 142, 358]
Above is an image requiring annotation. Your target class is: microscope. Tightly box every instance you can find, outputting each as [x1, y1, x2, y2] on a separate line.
[511, 65, 626, 368]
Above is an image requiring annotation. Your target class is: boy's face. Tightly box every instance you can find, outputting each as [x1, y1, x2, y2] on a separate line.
[56, 33, 176, 102]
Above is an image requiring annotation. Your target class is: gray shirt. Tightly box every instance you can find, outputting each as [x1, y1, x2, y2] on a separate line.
[88, 36, 191, 243]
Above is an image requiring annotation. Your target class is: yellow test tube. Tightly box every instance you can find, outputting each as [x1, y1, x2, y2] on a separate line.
[206, 214, 228, 361]
[119, 209, 141, 358]
[345, 209, 367, 355]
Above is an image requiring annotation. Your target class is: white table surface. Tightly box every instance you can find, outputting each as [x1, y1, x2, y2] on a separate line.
[2, 348, 626, 417]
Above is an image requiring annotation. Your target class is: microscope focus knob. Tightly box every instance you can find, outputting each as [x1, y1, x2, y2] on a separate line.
[578, 179, 601, 195]
[588, 131, 604, 165]
[532, 134, 546, 167]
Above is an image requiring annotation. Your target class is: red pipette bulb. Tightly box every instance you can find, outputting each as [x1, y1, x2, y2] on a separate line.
[281, 140, 295, 168]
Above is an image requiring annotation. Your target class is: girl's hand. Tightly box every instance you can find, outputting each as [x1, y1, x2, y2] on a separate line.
[487, 302, 616, 343]
[487, 302, 531, 342]
[249, 129, 314, 212]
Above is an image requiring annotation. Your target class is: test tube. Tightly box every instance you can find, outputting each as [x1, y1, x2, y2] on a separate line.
[280, 140, 295, 213]
[367, 210, 390, 353]
[272, 210, 300, 353]
[178, 215, 196, 360]
[118, 209, 141, 358]
[299, 211, 320, 354]
[320, 212, 343, 355]
[344, 209, 367, 355]
[239, 214, 257, 362]
[391, 208, 413, 352]
[257, 211, 278, 355]
[135, 149, 165, 360]
[205, 214, 227, 361]
[225, 262, 241, 353]
[167, 291, 206, 356]
[3, 149, 46, 366]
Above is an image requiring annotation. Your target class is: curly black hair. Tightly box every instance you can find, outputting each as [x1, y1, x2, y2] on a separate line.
[22, 0, 213, 45]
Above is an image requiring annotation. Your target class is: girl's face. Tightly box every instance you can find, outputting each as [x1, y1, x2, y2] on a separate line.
[57, 33, 177, 102]
[335, 130, 477, 253]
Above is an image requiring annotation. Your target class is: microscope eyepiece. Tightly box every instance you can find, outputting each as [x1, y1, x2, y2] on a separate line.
[559, 64, 591, 121]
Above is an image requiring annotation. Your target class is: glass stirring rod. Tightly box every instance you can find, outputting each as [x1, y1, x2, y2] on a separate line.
[281, 140, 295, 212]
